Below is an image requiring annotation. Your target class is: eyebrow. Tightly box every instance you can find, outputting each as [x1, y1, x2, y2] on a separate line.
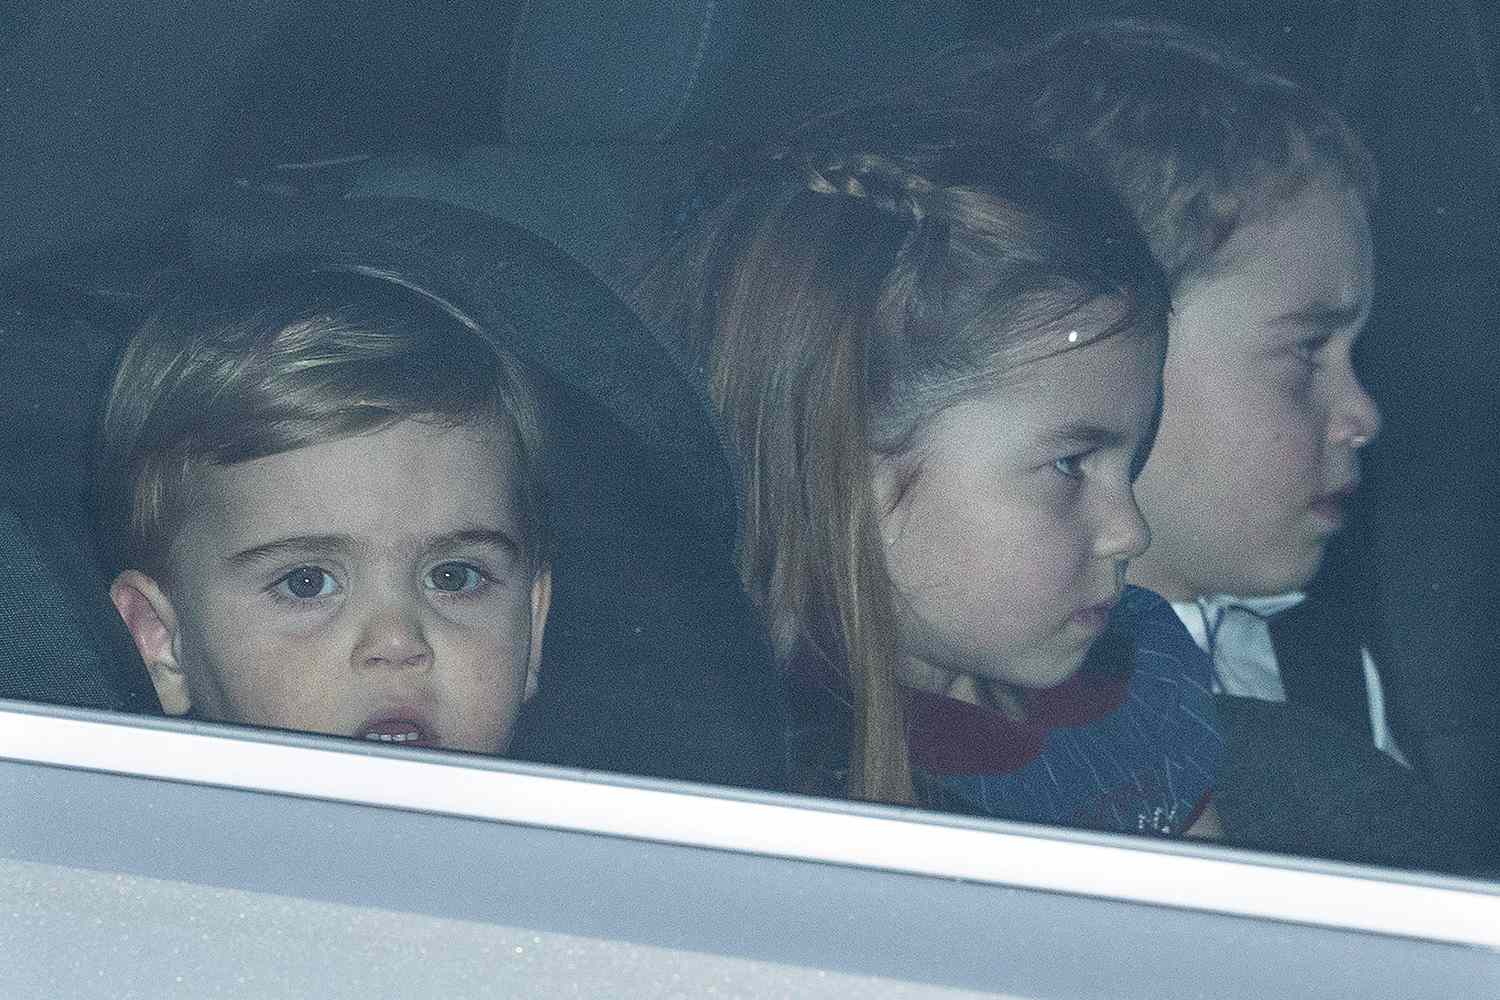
[226, 534, 352, 567]
[1034, 422, 1129, 451]
[424, 529, 522, 561]
[226, 528, 521, 567]
[1272, 301, 1366, 330]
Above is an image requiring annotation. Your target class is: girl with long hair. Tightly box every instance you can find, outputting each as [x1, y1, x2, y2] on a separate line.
[639, 140, 1220, 835]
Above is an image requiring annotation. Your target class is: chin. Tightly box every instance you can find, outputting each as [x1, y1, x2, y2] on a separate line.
[1005, 649, 1089, 691]
[1228, 551, 1324, 598]
[1029, 668, 1086, 692]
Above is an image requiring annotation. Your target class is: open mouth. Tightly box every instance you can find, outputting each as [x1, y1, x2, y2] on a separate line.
[356, 718, 436, 748]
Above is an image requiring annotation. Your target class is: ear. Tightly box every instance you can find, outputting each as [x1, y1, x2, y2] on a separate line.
[109, 570, 191, 716]
[523, 564, 552, 702]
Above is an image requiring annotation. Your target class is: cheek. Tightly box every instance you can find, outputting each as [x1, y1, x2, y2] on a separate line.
[184, 583, 353, 701]
[434, 602, 532, 688]
[1219, 389, 1324, 502]
[888, 495, 1085, 624]
[1028, 523, 1087, 575]
[888, 490, 1001, 596]
[434, 625, 505, 685]
[1134, 357, 1228, 509]
[994, 517, 1096, 616]
[430, 611, 534, 748]
[1147, 373, 1321, 510]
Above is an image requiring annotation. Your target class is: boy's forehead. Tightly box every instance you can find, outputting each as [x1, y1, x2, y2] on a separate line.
[1193, 180, 1373, 316]
[177, 418, 521, 551]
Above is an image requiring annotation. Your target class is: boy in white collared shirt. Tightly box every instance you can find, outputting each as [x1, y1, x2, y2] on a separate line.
[979, 19, 1403, 764]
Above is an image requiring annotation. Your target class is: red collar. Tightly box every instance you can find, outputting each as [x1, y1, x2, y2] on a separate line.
[903, 670, 1129, 775]
[786, 648, 1131, 776]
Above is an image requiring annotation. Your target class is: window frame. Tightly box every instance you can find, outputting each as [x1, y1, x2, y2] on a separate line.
[3, 698, 1496, 950]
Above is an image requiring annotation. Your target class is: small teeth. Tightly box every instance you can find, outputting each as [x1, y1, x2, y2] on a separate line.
[364, 731, 422, 742]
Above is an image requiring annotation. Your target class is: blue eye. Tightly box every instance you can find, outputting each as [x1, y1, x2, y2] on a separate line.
[1053, 453, 1086, 479]
[274, 566, 338, 601]
[425, 562, 487, 594]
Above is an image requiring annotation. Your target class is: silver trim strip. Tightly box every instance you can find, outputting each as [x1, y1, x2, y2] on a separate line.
[3, 704, 1497, 948]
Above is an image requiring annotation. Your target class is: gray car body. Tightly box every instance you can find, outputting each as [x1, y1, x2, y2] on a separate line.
[3, 700, 1498, 997]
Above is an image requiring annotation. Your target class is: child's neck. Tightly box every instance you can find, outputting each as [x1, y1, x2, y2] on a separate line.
[900, 659, 1028, 721]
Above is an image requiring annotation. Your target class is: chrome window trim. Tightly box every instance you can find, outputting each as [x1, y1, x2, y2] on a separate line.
[3, 700, 1497, 949]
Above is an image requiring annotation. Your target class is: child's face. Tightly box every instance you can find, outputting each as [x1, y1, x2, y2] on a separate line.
[874, 314, 1162, 699]
[111, 417, 550, 754]
[1127, 179, 1382, 600]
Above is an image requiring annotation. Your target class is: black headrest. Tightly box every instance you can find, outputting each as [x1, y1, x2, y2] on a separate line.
[503, 1, 969, 144]
[2, 2, 967, 270]
[0, 505, 129, 710]
[192, 188, 731, 525]
[221, 1, 971, 168]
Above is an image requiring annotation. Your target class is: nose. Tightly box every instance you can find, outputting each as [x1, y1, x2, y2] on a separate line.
[352, 603, 433, 672]
[1331, 368, 1382, 450]
[1095, 485, 1151, 563]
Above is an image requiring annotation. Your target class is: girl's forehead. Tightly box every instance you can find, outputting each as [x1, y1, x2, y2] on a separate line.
[985, 294, 1161, 381]
[920, 329, 1164, 446]
[880, 296, 1160, 448]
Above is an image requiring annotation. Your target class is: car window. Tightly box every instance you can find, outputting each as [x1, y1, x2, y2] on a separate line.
[2, 0, 1498, 967]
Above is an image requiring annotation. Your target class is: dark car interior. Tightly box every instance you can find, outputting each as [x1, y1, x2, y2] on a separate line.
[2, 2, 1497, 876]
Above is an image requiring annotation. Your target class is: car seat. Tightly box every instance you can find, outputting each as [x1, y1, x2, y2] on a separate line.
[1, 189, 786, 790]
[302, 1, 970, 298]
[0, 297, 160, 712]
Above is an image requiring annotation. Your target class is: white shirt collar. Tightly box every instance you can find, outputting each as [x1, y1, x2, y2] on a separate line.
[1170, 592, 1306, 702]
[1169, 592, 1410, 767]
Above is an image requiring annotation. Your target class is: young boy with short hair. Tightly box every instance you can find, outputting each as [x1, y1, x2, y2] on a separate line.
[96, 261, 552, 754]
[967, 19, 1400, 760]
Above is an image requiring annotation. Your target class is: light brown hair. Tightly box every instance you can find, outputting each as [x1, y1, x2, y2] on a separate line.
[959, 17, 1377, 287]
[95, 260, 549, 582]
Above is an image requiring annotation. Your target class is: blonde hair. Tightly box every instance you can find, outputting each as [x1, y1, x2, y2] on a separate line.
[640, 142, 1169, 803]
[95, 260, 549, 581]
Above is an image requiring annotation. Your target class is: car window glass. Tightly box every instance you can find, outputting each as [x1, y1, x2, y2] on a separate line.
[1, 1, 1495, 887]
